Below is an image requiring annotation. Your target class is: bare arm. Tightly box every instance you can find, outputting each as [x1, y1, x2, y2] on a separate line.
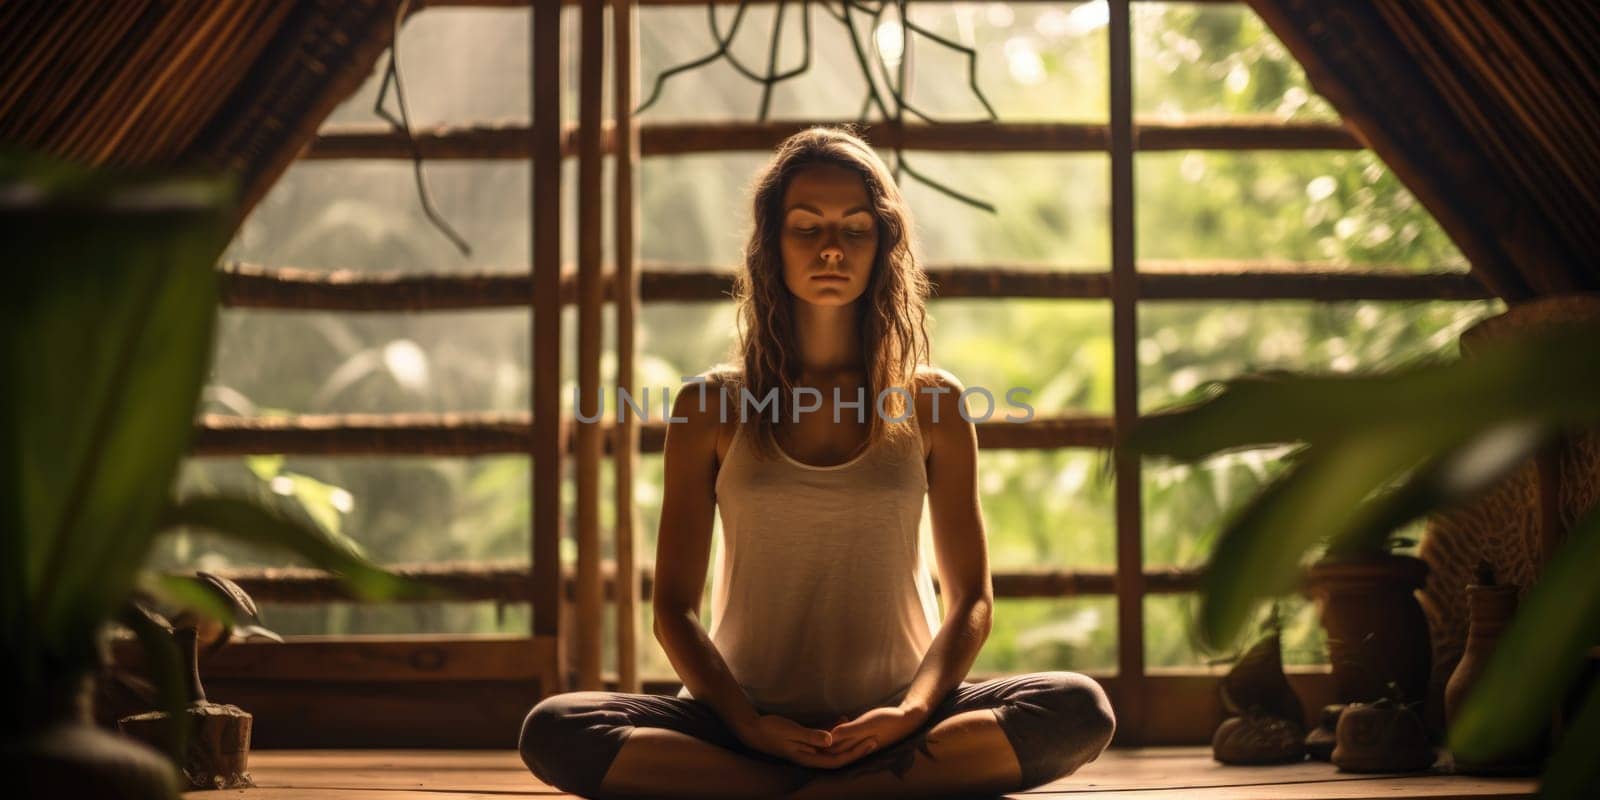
[897, 368, 995, 719]
[653, 378, 763, 736]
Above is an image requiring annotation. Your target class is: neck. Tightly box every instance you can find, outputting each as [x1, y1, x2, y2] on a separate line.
[792, 301, 864, 376]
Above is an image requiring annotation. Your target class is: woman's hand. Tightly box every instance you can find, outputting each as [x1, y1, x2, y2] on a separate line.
[821, 706, 928, 759]
[735, 713, 880, 769]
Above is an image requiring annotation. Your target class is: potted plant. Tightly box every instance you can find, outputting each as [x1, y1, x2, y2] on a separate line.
[1, 155, 422, 798]
[1122, 316, 1600, 796]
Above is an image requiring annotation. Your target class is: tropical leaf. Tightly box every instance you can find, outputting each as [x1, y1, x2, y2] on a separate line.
[2, 158, 234, 679]
[1535, 678, 1600, 799]
[1126, 321, 1600, 648]
[1194, 428, 1432, 647]
[117, 600, 190, 759]
[1125, 322, 1600, 463]
[137, 572, 237, 629]
[159, 494, 435, 602]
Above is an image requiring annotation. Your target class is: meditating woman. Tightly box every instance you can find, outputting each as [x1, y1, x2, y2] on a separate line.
[520, 126, 1115, 799]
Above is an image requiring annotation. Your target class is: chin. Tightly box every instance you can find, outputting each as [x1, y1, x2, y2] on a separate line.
[798, 290, 862, 307]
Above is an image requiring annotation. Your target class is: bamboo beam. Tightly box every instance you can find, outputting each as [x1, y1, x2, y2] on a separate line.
[573, 0, 606, 692]
[1136, 121, 1360, 151]
[189, 414, 1114, 456]
[219, 262, 572, 309]
[305, 119, 1358, 160]
[612, 0, 643, 694]
[303, 121, 569, 160]
[200, 561, 1203, 604]
[216, 263, 1489, 310]
[1137, 265, 1491, 301]
[192, 412, 541, 456]
[1109, 0, 1147, 745]
[530, 0, 564, 688]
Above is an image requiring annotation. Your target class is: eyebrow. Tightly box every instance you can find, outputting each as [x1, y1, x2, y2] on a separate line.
[786, 203, 873, 218]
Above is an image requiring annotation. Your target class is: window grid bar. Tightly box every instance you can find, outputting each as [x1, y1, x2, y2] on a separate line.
[1109, 0, 1147, 742]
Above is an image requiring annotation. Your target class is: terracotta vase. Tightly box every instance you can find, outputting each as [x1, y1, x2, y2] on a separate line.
[1443, 583, 1541, 775]
[3, 671, 179, 800]
[1307, 554, 1432, 707]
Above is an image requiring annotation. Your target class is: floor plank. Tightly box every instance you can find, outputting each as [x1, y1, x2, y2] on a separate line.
[195, 747, 1537, 799]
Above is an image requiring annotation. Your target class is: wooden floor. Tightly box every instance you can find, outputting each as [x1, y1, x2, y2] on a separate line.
[192, 748, 1538, 799]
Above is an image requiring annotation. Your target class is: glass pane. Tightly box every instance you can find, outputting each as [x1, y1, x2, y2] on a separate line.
[1136, 300, 1506, 413]
[156, 456, 530, 570]
[638, 303, 740, 385]
[323, 7, 593, 127]
[1134, 1, 1338, 121]
[256, 602, 530, 637]
[205, 309, 534, 416]
[1143, 446, 1294, 569]
[641, 152, 1107, 269]
[1137, 150, 1468, 269]
[1145, 593, 1327, 668]
[980, 450, 1115, 570]
[904, 153, 1108, 268]
[640, 154, 769, 267]
[978, 597, 1117, 673]
[933, 300, 1111, 416]
[638, 3, 1107, 124]
[226, 160, 559, 274]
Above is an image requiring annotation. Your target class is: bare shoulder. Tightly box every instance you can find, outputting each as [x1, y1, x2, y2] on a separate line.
[912, 365, 974, 458]
[667, 365, 741, 459]
[914, 364, 966, 395]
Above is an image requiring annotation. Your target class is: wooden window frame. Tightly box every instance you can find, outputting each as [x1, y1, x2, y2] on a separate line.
[174, 0, 1491, 746]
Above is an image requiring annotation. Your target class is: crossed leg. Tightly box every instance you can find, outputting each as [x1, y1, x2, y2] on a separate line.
[520, 672, 1114, 799]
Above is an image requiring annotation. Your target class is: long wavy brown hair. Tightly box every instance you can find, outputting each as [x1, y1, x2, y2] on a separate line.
[720, 125, 932, 461]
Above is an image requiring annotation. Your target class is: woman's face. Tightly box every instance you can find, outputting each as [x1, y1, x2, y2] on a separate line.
[779, 163, 880, 308]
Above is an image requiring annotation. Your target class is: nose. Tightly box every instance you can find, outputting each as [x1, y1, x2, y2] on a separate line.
[820, 236, 844, 264]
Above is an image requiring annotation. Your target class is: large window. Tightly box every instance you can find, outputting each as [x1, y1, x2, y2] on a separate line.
[164, 0, 1502, 744]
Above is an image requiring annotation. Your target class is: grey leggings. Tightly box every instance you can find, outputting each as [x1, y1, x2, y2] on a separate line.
[520, 671, 1115, 798]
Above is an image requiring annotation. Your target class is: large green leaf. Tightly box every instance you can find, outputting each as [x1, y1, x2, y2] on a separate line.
[118, 601, 189, 759]
[1125, 322, 1600, 463]
[1536, 678, 1600, 799]
[1450, 505, 1600, 763]
[159, 494, 434, 602]
[1194, 427, 1432, 647]
[1125, 321, 1600, 647]
[2, 159, 234, 677]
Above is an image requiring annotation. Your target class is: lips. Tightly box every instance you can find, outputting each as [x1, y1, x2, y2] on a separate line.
[812, 274, 848, 282]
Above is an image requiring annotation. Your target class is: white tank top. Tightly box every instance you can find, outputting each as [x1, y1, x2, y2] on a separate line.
[677, 414, 942, 722]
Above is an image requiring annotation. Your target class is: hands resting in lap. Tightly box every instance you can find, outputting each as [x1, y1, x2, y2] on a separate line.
[736, 705, 927, 770]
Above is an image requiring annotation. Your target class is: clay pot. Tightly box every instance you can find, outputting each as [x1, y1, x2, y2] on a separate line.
[1443, 583, 1541, 775]
[1307, 554, 1432, 707]
[3, 672, 179, 800]
[1331, 700, 1435, 773]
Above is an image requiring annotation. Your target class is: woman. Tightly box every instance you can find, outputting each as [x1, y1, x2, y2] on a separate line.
[520, 126, 1114, 799]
